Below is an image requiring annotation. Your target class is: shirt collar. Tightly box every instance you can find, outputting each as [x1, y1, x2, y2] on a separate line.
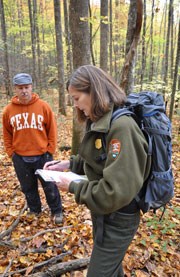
[90, 104, 114, 133]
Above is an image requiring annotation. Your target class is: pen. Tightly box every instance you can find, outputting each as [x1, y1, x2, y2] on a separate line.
[47, 160, 61, 167]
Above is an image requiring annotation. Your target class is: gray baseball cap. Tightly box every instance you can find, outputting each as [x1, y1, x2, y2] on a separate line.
[13, 73, 32, 85]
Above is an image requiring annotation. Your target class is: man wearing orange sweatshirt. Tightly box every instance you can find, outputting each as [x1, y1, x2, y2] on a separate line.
[2, 73, 63, 224]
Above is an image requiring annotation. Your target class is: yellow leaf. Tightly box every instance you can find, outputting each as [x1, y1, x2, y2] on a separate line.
[161, 255, 166, 261]
[9, 207, 19, 216]
[0, 265, 7, 274]
[153, 243, 160, 248]
[19, 256, 31, 266]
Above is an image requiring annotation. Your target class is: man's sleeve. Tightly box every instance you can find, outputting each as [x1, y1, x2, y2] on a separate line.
[2, 110, 14, 157]
[45, 105, 57, 154]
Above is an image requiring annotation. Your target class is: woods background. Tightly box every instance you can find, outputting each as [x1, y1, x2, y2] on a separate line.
[0, 1, 180, 276]
[0, 0, 179, 153]
[0, 0, 179, 102]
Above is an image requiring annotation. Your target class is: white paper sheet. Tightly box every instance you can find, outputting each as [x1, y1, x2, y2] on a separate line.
[35, 169, 87, 182]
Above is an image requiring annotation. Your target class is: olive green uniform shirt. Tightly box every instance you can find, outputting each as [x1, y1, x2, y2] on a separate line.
[69, 106, 151, 216]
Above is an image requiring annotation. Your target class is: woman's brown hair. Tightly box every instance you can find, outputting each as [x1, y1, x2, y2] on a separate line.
[67, 65, 126, 122]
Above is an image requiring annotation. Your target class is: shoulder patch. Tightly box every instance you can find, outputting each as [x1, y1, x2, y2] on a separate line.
[109, 139, 121, 159]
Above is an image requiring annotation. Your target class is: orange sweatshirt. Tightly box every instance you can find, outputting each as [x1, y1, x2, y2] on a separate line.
[2, 93, 57, 157]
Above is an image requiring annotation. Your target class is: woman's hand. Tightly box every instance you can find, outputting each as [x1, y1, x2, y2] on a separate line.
[43, 160, 70, 171]
[56, 172, 82, 192]
[43, 159, 75, 192]
[56, 174, 72, 192]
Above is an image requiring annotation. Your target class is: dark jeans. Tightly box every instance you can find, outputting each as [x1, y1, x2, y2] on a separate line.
[87, 211, 140, 277]
[12, 152, 62, 215]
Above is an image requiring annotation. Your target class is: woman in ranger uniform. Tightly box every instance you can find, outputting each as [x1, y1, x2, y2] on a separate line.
[44, 65, 151, 277]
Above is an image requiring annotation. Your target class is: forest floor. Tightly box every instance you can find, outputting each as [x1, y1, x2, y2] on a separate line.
[0, 97, 179, 277]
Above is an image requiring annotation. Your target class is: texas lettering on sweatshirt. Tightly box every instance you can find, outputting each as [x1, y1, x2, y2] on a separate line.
[10, 112, 44, 131]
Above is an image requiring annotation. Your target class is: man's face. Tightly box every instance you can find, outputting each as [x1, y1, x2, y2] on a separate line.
[14, 84, 32, 104]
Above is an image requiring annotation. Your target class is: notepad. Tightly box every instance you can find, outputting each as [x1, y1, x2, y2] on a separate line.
[35, 169, 87, 182]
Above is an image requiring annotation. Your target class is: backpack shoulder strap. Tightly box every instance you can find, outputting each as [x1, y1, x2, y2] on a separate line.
[111, 107, 134, 123]
[112, 107, 153, 157]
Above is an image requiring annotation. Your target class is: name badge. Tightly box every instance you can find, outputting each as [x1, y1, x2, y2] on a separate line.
[95, 139, 102, 149]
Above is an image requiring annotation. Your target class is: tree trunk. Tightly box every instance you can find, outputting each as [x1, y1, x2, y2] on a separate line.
[28, 0, 37, 88]
[17, 0, 26, 65]
[120, 0, 143, 94]
[100, 0, 109, 71]
[163, 0, 173, 95]
[161, 0, 168, 79]
[39, 0, 46, 86]
[88, 1, 96, 66]
[140, 0, 147, 90]
[109, 0, 113, 75]
[169, 19, 180, 120]
[148, 0, 155, 82]
[33, 0, 42, 93]
[170, 2, 174, 79]
[63, 0, 73, 78]
[69, 0, 91, 154]
[54, 0, 66, 115]
[156, 3, 166, 80]
[113, 0, 121, 82]
[69, 0, 91, 69]
[0, 0, 11, 96]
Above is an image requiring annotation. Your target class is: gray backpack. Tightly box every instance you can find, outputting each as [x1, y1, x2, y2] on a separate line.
[111, 91, 174, 217]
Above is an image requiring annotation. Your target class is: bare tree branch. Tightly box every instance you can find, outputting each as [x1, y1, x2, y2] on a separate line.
[28, 257, 90, 277]
[20, 238, 69, 255]
[17, 225, 73, 243]
[0, 203, 27, 240]
[3, 251, 72, 276]
[2, 259, 13, 277]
